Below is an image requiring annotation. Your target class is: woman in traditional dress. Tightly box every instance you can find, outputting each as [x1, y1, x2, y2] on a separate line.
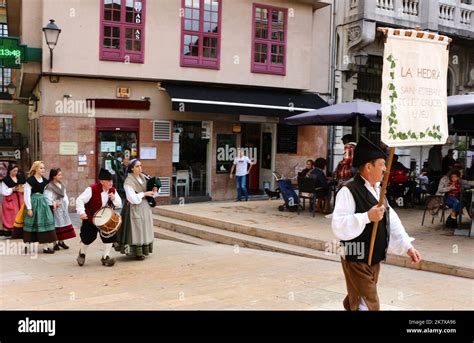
[114, 159, 157, 260]
[44, 168, 76, 250]
[23, 161, 57, 253]
[1, 164, 25, 238]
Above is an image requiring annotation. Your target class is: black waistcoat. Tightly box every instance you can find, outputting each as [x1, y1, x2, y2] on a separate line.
[341, 174, 390, 264]
[26, 176, 49, 194]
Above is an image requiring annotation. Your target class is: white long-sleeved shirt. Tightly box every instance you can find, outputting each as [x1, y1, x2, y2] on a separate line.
[1, 181, 13, 197]
[124, 176, 145, 205]
[75, 186, 122, 215]
[331, 175, 414, 256]
[44, 183, 69, 208]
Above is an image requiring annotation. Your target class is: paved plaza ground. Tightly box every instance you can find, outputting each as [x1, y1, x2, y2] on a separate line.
[1, 230, 472, 310]
[1, 199, 473, 310]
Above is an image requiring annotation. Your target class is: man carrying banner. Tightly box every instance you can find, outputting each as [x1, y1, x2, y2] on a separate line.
[331, 26, 452, 311]
[331, 136, 422, 311]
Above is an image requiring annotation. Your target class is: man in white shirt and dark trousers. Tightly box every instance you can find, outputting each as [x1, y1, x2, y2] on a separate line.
[230, 148, 256, 202]
[331, 136, 422, 311]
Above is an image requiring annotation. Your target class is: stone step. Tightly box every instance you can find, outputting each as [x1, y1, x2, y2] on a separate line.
[153, 208, 474, 279]
[153, 206, 327, 251]
[153, 214, 340, 263]
[154, 227, 216, 246]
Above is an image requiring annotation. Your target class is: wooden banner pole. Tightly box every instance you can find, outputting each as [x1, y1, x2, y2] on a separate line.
[367, 146, 395, 266]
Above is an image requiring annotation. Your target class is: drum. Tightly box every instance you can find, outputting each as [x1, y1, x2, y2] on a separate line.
[92, 207, 122, 238]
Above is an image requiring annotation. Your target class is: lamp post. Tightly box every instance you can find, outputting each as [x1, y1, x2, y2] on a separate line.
[42, 19, 61, 70]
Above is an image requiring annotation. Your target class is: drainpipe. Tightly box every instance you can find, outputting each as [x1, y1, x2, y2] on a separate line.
[327, 0, 337, 173]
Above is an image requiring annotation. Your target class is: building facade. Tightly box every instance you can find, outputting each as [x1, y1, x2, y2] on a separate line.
[8, 0, 334, 204]
[0, 0, 29, 176]
[332, 0, 474, 170]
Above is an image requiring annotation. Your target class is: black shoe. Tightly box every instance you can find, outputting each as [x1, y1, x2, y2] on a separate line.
[58, 241, 69, 249]
[77, 252, 86, 266]
[101, 256, 116, 267]
[136, 255, 145, 261]
[446, 216, 458, 228]
[43, 248, 55, 254]
[53, 243, 60, 251]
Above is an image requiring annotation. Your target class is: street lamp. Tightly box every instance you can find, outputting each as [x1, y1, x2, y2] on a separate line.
[346, 51, 369, 81]
[7, 82, 16, 96]
[42, 19, 61, 70]
[353, 52, 369, 69]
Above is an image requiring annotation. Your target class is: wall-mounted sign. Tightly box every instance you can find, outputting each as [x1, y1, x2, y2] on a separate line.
[216, 134, 237, 174]
[59, 142, 78, 155]
[141, 147, 157, 160]
[116, 87, 131, 98]
[78, 153, 87, 166]
[0, 37, 27, 69]
[232, 124, 241, 133]
[101, 141, 116, 153]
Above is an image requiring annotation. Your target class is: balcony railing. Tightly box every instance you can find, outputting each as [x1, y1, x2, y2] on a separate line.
[0, 133, 23, 148]
[402, 0, 419, 16]
[351, 0, 473, 35]
[376, 0, 395, 11]
[460, 3, 473, 24]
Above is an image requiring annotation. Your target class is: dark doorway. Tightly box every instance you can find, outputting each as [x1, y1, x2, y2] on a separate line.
[241, 123, 261, 194]
[173, 121, 208, 198]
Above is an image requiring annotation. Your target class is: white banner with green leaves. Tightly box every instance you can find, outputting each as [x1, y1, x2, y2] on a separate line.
[381, 28, 450, 147]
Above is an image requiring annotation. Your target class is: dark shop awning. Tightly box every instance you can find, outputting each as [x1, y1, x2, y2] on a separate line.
[162, 82, 328, 117]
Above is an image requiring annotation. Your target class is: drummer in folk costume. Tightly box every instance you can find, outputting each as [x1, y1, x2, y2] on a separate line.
[75, 168, 122, 267]
[331, 137, 421, 311]
[1, 164, 25, 238]
[115, 159, 157, 260]
[23, 161, 58, 253]
[44, 168, 76, 250]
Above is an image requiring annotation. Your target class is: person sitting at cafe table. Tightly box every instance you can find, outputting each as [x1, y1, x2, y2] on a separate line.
[298, 159, 316, 178]
[313, 158, 331, 213]
[436, 168, 471, 228]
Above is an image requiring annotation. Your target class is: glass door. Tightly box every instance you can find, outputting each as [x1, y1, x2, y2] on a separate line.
[97, 130, 138, 194]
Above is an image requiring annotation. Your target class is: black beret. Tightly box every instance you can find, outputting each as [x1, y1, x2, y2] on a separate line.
[352, 136, 387, 168]
[98, 168, 113, 181]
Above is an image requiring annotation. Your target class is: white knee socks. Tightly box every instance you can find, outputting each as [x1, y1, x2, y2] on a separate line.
[79, 242, 89, 255]
[103, 243, 113, 258]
